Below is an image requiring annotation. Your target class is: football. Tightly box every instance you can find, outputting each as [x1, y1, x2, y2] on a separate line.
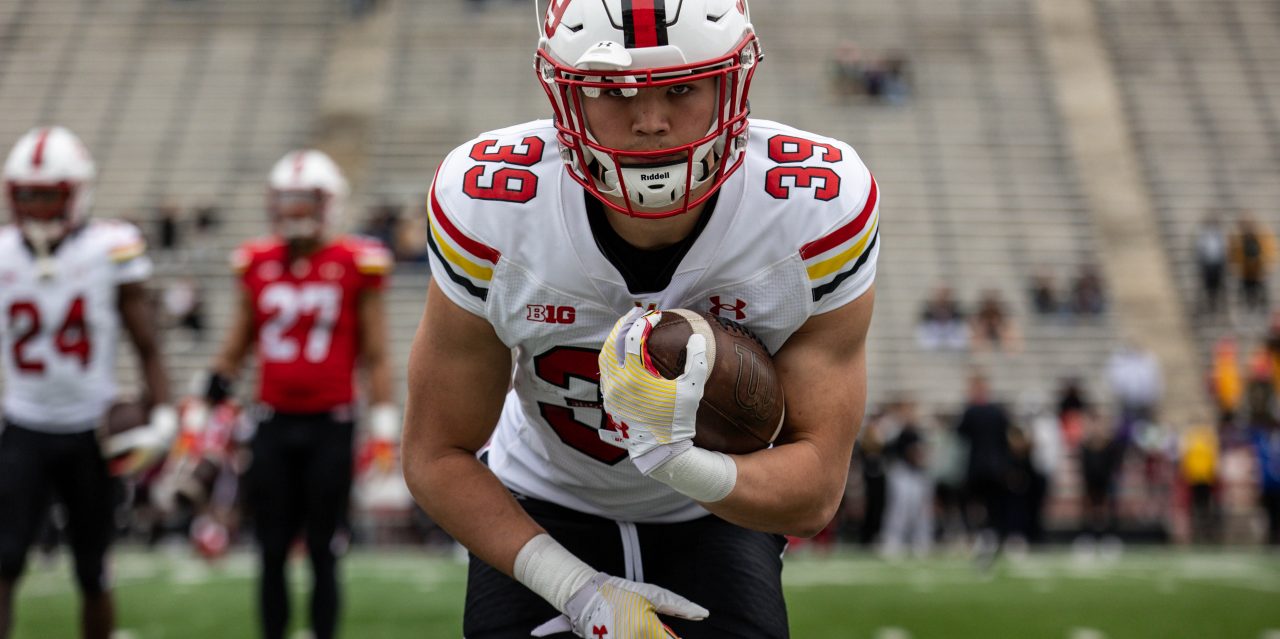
[643, 309, 785, 454]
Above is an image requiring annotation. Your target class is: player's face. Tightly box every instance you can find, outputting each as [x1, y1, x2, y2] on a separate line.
[271, 189, 324, 241]
[8, 184, 72, 224]
[581, 77, 718, 163]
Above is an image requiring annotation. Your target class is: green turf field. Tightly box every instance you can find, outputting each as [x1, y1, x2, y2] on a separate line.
[11, 547, 1280, 638]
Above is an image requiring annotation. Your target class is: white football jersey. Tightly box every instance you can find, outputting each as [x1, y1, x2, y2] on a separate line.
[0, 220, 152, 432]
[428, 119, 879, 523]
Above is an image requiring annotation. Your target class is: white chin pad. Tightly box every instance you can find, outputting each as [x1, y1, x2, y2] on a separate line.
[619, 161, 688, 208]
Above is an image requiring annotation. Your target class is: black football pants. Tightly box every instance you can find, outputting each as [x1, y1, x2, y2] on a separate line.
[247, 412, 353, 639]
[463, 494, 791, 638]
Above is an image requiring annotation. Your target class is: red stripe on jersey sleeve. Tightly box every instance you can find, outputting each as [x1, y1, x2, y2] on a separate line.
[429, 181, 501, 265]
[799, 174, 878, 260]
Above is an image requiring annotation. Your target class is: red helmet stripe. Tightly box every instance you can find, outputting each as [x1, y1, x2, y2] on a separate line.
[30, 128, 51, 169]
[623, 0, 667, 49]
[291, 151, 307, 184]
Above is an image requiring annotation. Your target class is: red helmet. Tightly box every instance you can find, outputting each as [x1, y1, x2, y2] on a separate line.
[536, 0, 761, 218]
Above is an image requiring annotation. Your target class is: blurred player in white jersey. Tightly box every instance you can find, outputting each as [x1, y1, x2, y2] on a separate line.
[402, 1, 880, 637]
[0, 126, 174, 639]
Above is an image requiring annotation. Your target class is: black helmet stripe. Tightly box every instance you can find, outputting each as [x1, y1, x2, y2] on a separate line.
[622, 0, 668, 49]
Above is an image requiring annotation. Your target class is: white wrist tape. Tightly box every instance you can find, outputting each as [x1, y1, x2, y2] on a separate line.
[649, 446, 738, 503]
[369, 403, 401, 441]
[513, 534, 596, 613]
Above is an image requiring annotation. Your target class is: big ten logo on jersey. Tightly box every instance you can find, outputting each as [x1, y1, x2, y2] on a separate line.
[258, 282, 343, 363]
[527, 304, 576, 324]
[709, 296, 747, 321]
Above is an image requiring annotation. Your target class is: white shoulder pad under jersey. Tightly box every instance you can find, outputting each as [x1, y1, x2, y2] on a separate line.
[424, 119, 879, 522]
[0, 220, 153, 431]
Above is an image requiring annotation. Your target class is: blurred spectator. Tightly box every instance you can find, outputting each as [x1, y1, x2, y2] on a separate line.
[927, 411, 969, 546]
[1208, 337, 1243, 426]
[956, 374, 1013, 565]
[194, 203, 221, 234]
[1248, 418, 1280, 545]
[831, 40, 865, 97]
[1078, 412, 1124, 545]
[1057, 376, 1093, 421]
[162, 277, 206, 343]
[362, 201, 401, 251]
[1267, 313, 1280, 398]
[348, 0, 378, 18]
[880, 399, 934, 558]
[1228, 212, 1276, 314]
[1179, 424, 1220, 544]
[917, 285, 968, 351]
[970, 289, 1019, 352]
[1004, 426, 1038, 548]
[394, 212, 430, 263]
[190, 203, 222, 262]
[853, 415, 889, 547]
[1028, 268, 1059, 317]
[1022, 394, 1064, 545]
[1069, 264, 1106, 316]
[1245, 343, 1277, 425]
[155, 200, 181, 253]
[880, 53, 911, 106]
[1194, 211, 1228, 314]
[1107, 340, 1162, 427]
[830, 41, 910, 105]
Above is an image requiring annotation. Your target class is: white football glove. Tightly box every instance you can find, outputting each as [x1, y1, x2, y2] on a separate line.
[516, 534, 706, 639]
[105, 404, 179, 477]
[532, 573, 703, 639]
[597, 308, 708, 475]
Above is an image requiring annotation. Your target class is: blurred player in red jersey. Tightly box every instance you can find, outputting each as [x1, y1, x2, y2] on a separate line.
[0, 126, 175, 639]
[202, 149, 395, 639]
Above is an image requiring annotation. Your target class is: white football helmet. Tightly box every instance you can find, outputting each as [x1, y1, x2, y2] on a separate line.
[536, 0, 762, 218]
[267, 149, 349, 240]
[3, 126, 97, 246]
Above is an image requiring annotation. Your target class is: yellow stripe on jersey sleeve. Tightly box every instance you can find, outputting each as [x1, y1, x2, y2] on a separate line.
[805, 211, 879, 281]
[428, 214, 493, 282]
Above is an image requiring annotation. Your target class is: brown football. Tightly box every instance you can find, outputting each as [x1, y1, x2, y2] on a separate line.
[643, 309, 785, 454]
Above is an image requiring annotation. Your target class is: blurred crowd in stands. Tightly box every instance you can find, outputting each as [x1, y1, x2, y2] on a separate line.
[112, 199, 1277, 560]
[831, 41, 911, 106]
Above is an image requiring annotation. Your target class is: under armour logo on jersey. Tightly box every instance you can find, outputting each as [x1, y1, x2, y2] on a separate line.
[592, 625, 609, 638]
[709, 296, 747, 321]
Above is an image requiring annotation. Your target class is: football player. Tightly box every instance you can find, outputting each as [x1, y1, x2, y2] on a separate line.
[0, 126, 175, 639]
[202, 149, 395, 639]
[402, 1, 879, 637]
